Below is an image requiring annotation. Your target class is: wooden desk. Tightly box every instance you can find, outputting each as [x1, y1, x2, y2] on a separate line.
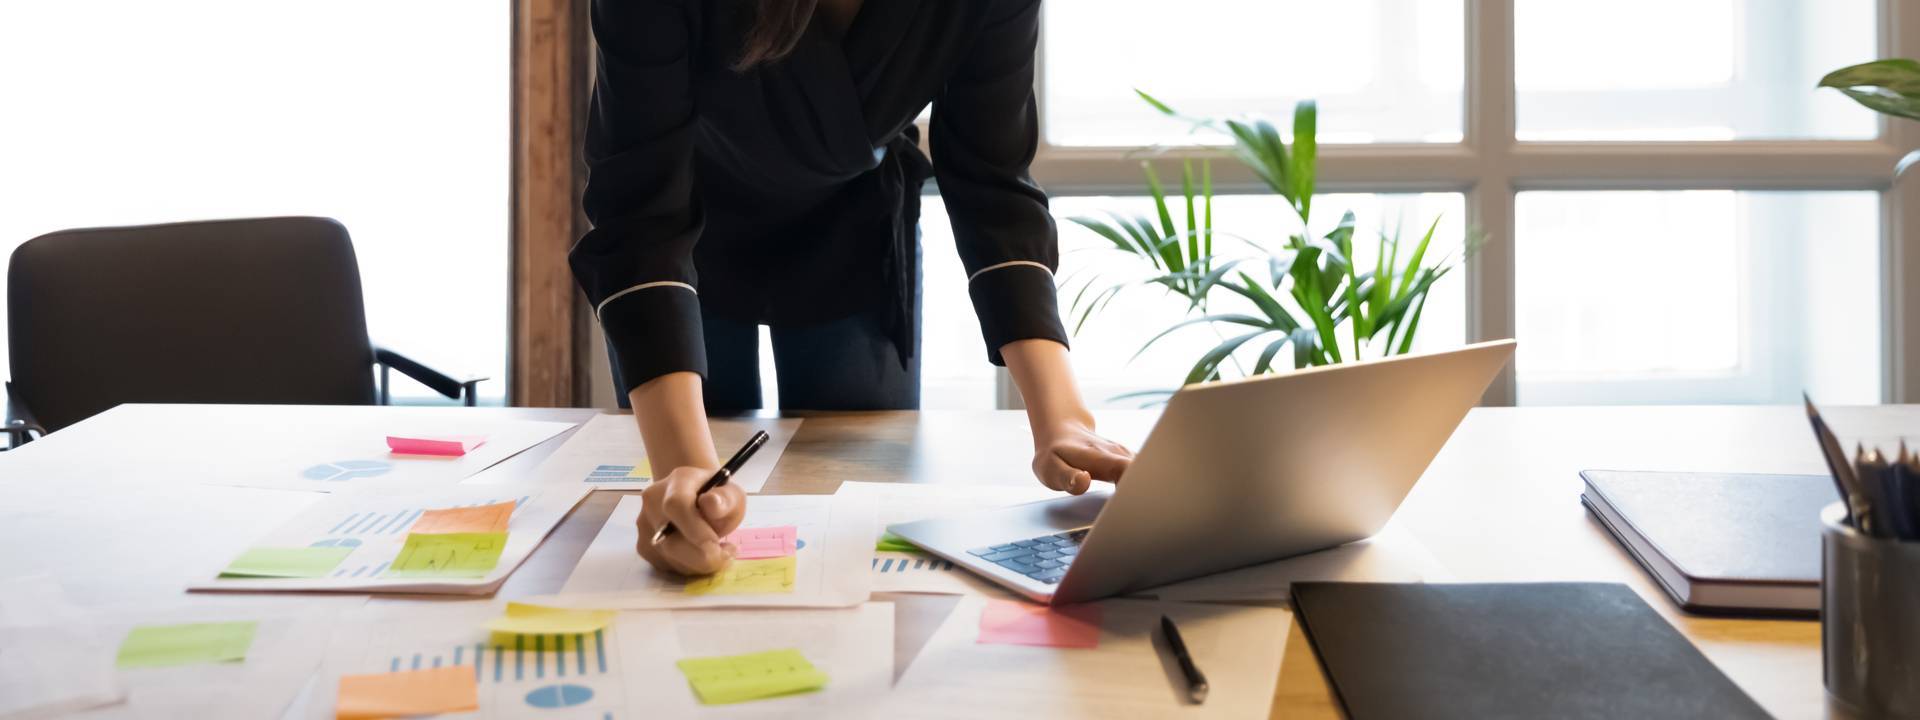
[4, 404, 1891, 718]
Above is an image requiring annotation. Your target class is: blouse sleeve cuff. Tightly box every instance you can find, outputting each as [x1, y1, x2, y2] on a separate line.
[599, 284, 707, 394]
[968, 263, 1069, 366]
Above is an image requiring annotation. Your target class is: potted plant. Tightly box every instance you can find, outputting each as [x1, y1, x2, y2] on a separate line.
[1065, 93, 1478, 402]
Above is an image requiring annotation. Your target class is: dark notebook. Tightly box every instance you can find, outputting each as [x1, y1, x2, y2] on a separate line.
[1290, 582, 1769, 720]
[1580, 470, 1829, 615]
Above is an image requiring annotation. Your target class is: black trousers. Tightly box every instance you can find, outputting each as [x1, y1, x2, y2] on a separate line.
[699, 303, 920, 412]
[611, 301, 921, 412]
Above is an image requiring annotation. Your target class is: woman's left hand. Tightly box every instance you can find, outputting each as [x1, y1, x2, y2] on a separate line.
[1031, 420, 1134, 495]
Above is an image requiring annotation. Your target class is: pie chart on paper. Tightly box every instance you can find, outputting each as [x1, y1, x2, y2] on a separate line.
[302, 460, 394, 482]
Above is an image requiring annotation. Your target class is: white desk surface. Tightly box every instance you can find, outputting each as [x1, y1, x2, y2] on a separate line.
[4, 403, 1905, 719]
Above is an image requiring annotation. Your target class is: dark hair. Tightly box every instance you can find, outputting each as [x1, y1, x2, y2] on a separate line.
[734, 0, 819, 72]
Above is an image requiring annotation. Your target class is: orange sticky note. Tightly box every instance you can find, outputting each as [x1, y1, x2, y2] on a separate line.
[410, 500, 515, 534]
[336, 666, 478, 720]
[387, 435, 486, 457]
[977, 599, 1102, 649]
[725, 525, 797, 559]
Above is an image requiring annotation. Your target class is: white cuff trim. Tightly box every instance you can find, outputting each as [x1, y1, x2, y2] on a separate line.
[594, 281, 697, 319]
[966, 260, 1053, 283]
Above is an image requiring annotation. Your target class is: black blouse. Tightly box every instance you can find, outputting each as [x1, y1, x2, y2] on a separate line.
[572, 0, 1068, 394]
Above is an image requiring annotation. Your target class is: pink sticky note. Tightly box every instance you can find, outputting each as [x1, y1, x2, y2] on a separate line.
[977, 599, 1102, 649]
[387, 435, 487, 457]
[725, 526, 798, 560]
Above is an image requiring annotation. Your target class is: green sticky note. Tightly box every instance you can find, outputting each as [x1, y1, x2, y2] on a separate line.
[220, 546, 353, 578]
[675, 648, 828, 705]
[875, 532, 919, 553]
[116, 621, 258, 669]
[384, 532, 508, 578]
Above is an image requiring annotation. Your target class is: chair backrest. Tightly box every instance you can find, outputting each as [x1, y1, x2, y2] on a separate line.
[8, 216, 378, 431]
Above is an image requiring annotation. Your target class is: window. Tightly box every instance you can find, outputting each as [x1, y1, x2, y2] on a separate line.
[1515, 191, 1881, 404]
[956, 0, 1919, 408]
[1514, 0, 1876, 141]
[1042, 0, 1465, 146]
[0, 1, 509, 403]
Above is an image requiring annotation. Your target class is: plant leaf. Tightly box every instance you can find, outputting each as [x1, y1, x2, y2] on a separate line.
[1132, 312, 1276, 363]
[1202, 158, 1214, 261]
[1290, 100, 1317, 220]
[1290, 327, 1321, 368]
[1225, 273, 1300, 331]
[1397, 215, 1443, 297]
[1253, 335, 1291, 375]
[1819, 59, 1920, 122]
[1182, 159, 1199, 271]
[1135, 88, 1179, 117]
[1069, 216, 1141, 256]
[1185, 331, 1266, 386]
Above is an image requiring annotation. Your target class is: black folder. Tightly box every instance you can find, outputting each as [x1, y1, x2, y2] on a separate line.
[1290, 582, 1769, 720]
[1580, 470, 1828, 615]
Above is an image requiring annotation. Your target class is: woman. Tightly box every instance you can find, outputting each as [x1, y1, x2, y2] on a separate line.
[572, 0, 1133, 575]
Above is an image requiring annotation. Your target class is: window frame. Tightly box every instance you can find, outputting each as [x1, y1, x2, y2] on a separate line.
[1012, 0, 1920, 407]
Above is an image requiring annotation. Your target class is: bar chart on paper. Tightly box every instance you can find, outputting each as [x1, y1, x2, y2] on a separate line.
[319, 611, 634, 720]
[871, 551, 1010, 595]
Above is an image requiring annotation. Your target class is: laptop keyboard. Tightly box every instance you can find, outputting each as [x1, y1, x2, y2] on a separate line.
[966, 528, 1089, 584]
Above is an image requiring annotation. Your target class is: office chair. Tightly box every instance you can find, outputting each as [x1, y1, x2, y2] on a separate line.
[5, 216, 484, 448]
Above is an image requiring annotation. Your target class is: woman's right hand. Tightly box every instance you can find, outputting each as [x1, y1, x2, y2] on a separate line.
[634, 465, 748, 575]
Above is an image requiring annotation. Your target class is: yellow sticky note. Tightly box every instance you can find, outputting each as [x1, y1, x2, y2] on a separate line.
[336, 666, 478, 720]
[627, 458, 652, 479]
[675, 648, 827, 705]
[684, 556, 796, 596]
[409, 501, 515, 534]
[484, 602, 614, 635]
[384, 532, 507, 578]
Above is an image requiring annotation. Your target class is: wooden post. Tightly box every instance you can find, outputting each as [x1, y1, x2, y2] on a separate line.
[511, 0, 588, 407]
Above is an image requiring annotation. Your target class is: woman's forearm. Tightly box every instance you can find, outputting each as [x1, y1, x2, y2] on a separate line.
[1001, 339, 1096, 442]
[627, 371, 721, 471]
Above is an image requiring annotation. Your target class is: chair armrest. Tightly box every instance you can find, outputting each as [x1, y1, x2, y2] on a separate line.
[3, 382, 46, 449]
[373, 347, 489, 406]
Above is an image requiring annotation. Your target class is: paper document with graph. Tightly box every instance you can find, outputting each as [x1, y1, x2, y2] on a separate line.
[510, 414, 802, 493]
[187, 484, 588, 595]
[531, 493, 874, 609]
[840, 481, 1098, 596]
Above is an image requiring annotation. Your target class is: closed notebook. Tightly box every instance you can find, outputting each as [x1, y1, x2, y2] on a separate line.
[1580, 470, 1827, 615]
[1290, 582, 1768, 720]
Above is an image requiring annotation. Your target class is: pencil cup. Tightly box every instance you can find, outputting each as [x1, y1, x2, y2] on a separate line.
[1822, 502, 1920, 717]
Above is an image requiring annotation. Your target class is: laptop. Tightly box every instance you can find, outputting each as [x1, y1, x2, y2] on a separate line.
[887, 340, 1516, 604]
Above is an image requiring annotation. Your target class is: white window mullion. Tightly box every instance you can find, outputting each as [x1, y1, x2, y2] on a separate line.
[1465, 0, 1518, 406]
[1884, 0, 1920, 403]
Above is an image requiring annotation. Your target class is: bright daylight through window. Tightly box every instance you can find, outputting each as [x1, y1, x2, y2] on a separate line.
[0, 1, 509, 403]
[898, 0, 1896, 409]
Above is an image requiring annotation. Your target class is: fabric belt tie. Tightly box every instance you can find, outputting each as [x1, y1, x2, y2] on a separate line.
[876, 125, 934, 370]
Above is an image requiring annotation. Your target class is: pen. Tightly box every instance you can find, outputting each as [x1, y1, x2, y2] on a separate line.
[1160, 614, 1208, 704]
[1805, 396, 1868, 530]
[651, 430, 770, 545]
